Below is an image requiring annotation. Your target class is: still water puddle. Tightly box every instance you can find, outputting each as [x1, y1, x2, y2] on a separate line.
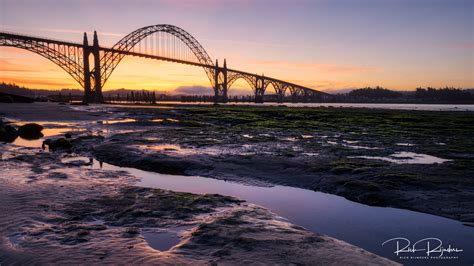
[80, 158, 473, 265]
[396, 143, 416, 147]
[142, 230, 180, 251]
[136, 143, 279, 157]
[343, 144, 380, 150]
[351, 152, 451, 164]
[136, 144, 199, 156]
[12, 122, 85, 148]
[327, 140, 380, 150]
[100, 118, 137, 124]
[150, 118, 179, 123]
[142, 225, 192, 251]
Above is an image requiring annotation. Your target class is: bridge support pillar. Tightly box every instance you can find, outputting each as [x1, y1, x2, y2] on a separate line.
[82, 33, 92, 103]
[275, 84, 285, 103]
[223, 59, 228, 101]
[302, 90, 309, 103]
[289, 86, 300, 103]
[213, 59, 228, 104]
[92, 31, 103, 103]
[254, 76, 265, 103]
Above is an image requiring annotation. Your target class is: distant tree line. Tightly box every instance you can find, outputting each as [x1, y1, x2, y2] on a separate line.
[414, 87, 473, 102]
[334, 86, 474, 103]
[107, 90, 157, 104]
[1, 82, 473, 104]
[347, 86, 402, 99]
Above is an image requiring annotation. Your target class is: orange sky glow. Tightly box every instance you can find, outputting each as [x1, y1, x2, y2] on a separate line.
[1, 0, 473, 94]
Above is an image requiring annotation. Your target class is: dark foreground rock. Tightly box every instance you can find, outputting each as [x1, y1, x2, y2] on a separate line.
[0, 123, 18, 143]
[43, 138, 72, 151]
[18, 123, 44, 140]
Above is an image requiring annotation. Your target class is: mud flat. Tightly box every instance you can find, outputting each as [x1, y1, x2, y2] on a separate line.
[2, 102, 473, 223]
[0, 104, 474, 264]
[87, 104, 474, 224]
[0, 145, 395, 264]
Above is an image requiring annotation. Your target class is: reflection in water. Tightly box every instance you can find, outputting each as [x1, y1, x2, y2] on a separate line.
[142, 226, 192, 251]
[150, 118, 179, 123]
[101, 119, 137, 124]
[12, 128, 83, 148]
[78, 158, 473, 265]
[137, 144, 196, 156]
[97, 102, 474, 112]
[350, 152, 451, 164]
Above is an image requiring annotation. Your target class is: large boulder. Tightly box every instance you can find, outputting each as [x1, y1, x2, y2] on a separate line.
[18, 123, 44, 140]
[0, 124, 18, 143]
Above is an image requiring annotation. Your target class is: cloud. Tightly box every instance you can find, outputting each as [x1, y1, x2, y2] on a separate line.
[254, 60, 380, 74]
[173, 85, 213, 95]
[159, 0, 252, 8]
[0, 59, 44, 72]
[172, 85, 256, 96]
[41, 27, 124, 37]
[0, 47, 31, 55]
[0, 24, 124, 38]
[438, 41, 474, 49]
[0, 77, 76, 88]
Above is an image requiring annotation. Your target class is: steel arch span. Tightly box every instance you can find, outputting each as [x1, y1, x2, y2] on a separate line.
[0, 32, 85, 87]
[0, 25, 331, 103]
[100, 24, 215, 88]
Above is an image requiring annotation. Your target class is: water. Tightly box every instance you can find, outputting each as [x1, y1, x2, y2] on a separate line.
[351, 152, 452, 164]
[142, 226, 193, 251]
[86, 159, 473, 265]
[11, 121, 84, 148]
[104, 102, 474, 112]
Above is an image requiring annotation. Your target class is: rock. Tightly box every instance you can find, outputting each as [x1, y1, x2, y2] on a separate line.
[18, 123, 44, 140]
[47, 172, 68, 179]
[0, 95, 14, 103]
[65, 133, 72, 139]
[121, 227, 140, 238]
[44, 138, 72, 151]
[0, 124, 18, 143]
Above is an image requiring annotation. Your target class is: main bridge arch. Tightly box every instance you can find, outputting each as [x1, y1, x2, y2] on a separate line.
[100, 24, 215, 88]
[0, 28, 329, 103]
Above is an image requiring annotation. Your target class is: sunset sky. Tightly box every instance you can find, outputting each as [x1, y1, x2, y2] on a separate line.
[0, 0, 473, 94]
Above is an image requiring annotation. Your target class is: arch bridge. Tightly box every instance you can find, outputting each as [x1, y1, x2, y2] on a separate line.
[0, 25, 330, 103]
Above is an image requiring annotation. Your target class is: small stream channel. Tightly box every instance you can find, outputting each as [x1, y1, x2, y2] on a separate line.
[85, 158, 473, 265]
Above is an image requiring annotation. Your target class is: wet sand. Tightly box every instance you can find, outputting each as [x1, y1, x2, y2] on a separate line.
[0, 103, 398, 264]
[2, 102, 474, 225]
